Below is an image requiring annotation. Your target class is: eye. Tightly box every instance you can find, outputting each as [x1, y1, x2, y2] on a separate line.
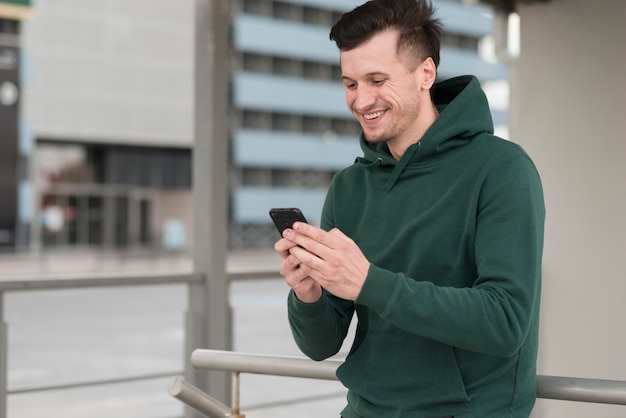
[343, 82, 357, 90]
[372, 79, 385, 86]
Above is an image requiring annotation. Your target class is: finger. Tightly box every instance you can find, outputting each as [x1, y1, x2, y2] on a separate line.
[279, 252, 300, 276]
[288, 228, 348, 275]
[284, 227, 334, 263]
[274, 237, 298, 258]
[292, 222, 333, 246]
[294, 224, 355, 261]
[288, 243, 326, 274]
[285, 267, 309, 288]
[283, 257, 313, 289]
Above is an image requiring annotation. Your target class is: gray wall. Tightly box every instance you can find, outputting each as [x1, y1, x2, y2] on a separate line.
[510, 0, 626, 416]
[22, 0, 194, 147]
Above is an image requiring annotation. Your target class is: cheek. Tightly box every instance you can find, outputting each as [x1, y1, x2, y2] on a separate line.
[345, 90, 356, 108]
[380, 86, 402, 106]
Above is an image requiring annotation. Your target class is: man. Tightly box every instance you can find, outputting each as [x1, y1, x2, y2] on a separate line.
[274, 0, 545, 417]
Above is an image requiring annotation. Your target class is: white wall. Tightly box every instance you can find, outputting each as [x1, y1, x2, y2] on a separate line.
[22, 0, 194, 147]
[509, 0, 626, 416]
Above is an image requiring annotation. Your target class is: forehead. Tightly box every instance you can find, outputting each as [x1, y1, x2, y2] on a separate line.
[339, 30, 402, 76]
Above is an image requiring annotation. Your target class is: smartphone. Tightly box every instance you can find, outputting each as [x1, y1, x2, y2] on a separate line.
[269, 208, 308, 236]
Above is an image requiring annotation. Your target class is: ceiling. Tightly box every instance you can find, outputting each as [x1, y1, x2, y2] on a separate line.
[473, 0, 551, 12]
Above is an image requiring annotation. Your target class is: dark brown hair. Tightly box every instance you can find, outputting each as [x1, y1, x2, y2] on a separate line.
[329, 0, 443, 70]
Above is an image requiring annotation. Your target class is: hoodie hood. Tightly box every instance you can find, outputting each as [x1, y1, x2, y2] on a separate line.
[356, 75, 494, 190]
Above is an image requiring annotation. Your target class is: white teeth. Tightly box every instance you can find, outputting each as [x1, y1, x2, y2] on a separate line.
[364, 111, 383, 120]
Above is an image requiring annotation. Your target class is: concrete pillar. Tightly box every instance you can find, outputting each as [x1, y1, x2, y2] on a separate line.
[510, 1, 626, 416]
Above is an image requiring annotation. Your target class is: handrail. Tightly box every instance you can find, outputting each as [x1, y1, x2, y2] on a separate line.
[0, 263, 282, 418]
[9, 371, 183, 395]
[0, 266, 279, 292]
[187, 348, 626, 414]
[191, 349, 340, 381]
[536, 375, 626, 405]
[6, 267, 626, 415]
[0, 270, 206, 418]
[0, 271, 204, 292]
[168, 378, 233, 418]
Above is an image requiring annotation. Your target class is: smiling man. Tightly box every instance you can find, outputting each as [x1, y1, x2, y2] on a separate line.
[274, 1, 545, 417]
[340, 28, 438, 160]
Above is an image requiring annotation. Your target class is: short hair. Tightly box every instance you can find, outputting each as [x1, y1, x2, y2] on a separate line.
[329, 0, 443, 70]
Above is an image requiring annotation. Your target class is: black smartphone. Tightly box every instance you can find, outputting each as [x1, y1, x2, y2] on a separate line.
[269, 208, 308, 236]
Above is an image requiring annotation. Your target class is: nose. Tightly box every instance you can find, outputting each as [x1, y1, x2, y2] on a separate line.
[350, 85, 376, 112]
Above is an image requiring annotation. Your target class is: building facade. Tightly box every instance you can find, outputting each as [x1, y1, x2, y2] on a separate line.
[0, 17, 21, 248]
[19, 0, 504, 251]
[22, 0, 195, 251]
[229, 0, 505, 248]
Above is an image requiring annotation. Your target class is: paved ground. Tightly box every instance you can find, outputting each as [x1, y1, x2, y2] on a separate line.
[1, 251, 352, 418]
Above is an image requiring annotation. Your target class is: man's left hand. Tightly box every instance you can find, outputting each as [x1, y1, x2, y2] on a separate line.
[282, 222, 370, 301]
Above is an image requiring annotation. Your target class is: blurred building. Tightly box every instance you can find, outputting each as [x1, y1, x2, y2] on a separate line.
[0, 1, 32, 249]
[22, 1, 195, 251]
[17, 0, 504, 251]
[229, 0, 505, 248]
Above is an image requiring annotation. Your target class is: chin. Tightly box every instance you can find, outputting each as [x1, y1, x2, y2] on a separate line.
[362, 130, 388, 144]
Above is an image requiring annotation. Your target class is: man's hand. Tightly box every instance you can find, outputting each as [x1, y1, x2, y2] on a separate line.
[276, 222, 370, 301]
[274, 230, 323, 303]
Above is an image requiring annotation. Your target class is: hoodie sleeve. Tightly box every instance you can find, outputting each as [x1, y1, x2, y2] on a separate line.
[356, 153, 545, 357]
[288, 289, 354, 361]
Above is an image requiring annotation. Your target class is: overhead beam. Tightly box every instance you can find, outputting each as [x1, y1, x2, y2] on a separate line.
[468, 0, 551, 13]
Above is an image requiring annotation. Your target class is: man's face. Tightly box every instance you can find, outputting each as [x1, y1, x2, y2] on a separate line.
[340, 30, 426, 152]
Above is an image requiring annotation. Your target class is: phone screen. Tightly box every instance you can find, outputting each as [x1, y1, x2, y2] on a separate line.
[269, 208, 307, 235]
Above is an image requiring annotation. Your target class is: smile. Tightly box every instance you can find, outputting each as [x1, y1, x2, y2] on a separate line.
[363, 110, 384, 120]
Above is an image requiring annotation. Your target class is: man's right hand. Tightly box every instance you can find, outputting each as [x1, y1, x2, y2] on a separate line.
[274, 232, 323, 303]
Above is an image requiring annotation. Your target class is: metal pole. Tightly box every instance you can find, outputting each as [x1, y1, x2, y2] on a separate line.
[191, 350, 626, 406]
[168, 377, 231, 418]
[0, 292, 7, 418]
[537, 375, 626, 405]
[231, 372, 245, 418]
[189, 0, 232, 416]
[192, 349, 341, 381]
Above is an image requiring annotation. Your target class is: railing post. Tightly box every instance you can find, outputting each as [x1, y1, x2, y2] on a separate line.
[168, 377, 232, 417]
[231, 372, 245, 418]
[188, 0, 232, 416]
[0, 291, 7, 418]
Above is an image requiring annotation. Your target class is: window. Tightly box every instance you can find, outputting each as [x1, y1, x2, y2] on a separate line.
[272, 56, 302, 77]
[242, 52, 339, 82]
[240, 1, 344, 28]
[0, 18, 19, 35]
[302, 6, 334, 26]
[273, 1, 302, 20]
[36, 142, 189, 248]
[441, 32, 480, 52]
[242, 0, 272, 16]
[241, 110, 359, 137]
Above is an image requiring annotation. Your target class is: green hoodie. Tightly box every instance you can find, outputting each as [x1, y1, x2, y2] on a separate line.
[288, 75, 545, 418]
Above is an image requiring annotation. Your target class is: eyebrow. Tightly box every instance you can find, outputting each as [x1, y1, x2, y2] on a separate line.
[341, 71, 389, 81]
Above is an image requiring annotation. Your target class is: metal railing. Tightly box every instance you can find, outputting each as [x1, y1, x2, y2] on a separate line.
[0, 261, 283, 418]
[0, 270, 203, 418]
[170, 349, 626, 418]
[3, 265, 626, 418]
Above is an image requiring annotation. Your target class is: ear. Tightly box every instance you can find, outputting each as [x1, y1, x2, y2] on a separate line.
[419, 57, 437, 91]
